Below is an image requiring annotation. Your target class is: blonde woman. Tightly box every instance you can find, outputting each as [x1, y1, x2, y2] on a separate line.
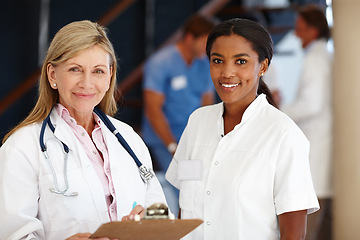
[0, 20, 166, 240]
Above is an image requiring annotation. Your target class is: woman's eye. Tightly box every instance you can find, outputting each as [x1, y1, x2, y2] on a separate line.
[212, 58, 223, 64]
[94, 69, 105, 74]
[69, 67, 80, 72]
[236, 59, 247, 65]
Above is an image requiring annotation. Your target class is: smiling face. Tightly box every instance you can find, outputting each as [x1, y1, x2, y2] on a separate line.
[47, 45, 112, 119]
[209, 34, 268, 109]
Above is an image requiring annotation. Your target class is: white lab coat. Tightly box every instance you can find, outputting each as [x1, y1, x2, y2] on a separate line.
[166, 95, 319, 240]
[0, 109, 167, 240]
[282, 39, 333, 198]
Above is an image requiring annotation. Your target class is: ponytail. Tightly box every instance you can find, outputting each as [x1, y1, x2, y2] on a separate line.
[257, 78, 278, 109]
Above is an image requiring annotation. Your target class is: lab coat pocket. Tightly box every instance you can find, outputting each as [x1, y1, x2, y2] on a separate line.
[178, 159, 202, 213]
[39, 168, 99, 232]
[179, 181, 195, 213]
[178, 159, 203, 181]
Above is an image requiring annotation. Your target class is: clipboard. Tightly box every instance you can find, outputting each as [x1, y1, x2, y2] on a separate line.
[90, 219, 203, 240]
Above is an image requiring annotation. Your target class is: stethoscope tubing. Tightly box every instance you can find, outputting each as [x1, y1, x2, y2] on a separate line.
[93, 108, 143, 168]
[40, 112, 76, 197]
[39, 107, 154, 197]
[93, 108, 155, 183]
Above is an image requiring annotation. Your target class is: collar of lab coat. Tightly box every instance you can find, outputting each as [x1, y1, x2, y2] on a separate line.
[217, 94, 267, 129]
[48, 108, 120, 167]
[304, 38, 327, 54]
[48, 109, 89, 167]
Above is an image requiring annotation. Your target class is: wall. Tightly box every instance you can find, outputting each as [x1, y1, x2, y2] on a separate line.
[0, 1, 40, 140]
[332, 0, 360, 238]
[0, 0, 208, 141]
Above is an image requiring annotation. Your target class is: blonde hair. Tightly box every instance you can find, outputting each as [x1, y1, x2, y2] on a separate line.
[3, 20, 118, 143]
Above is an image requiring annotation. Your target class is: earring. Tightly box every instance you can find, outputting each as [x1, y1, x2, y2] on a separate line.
[53, 83, 57, 87]
[260, 72, 264, 76]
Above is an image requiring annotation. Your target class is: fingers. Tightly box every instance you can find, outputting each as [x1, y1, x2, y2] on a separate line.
[121, 204, 145, 221]
[130, 205, 145, 217]
[121, 214, 134, 221]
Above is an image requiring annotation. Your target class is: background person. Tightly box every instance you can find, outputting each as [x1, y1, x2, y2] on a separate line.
[166, 18, 319, 239]
[0, 20, 166, 240]
[141, 14, 216, 215]
[281, 5, 333, 240]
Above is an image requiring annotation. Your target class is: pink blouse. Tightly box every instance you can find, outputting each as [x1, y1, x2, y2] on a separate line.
[55, 104, 117, 221]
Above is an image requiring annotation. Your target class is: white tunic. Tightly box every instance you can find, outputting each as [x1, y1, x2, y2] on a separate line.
[166, 94, 319, 240]
[0, 109, 166, 240]
[282, 39, 333, 198]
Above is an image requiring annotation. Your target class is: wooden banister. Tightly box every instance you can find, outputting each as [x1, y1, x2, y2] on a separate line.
[0, 69, 41, 114]
[0, 0, 137, 116]
[97, 0, 137, 26]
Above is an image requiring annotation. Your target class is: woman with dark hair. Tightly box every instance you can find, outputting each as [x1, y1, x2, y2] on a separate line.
[166, 18, 319, 239]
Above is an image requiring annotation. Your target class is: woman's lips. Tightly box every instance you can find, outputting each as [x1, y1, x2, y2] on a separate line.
[219, 81, 241, 91]
[74, 93, 96, 99]
[221, 83, 240, 88]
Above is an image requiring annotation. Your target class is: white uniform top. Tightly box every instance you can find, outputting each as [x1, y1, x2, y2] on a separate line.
[282, 39, 333, 198]
[0, 108, 166, 240]
[166, 94, 319, 240]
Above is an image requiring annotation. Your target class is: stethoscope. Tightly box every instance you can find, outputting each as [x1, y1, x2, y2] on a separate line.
[39, 107, 155, 197]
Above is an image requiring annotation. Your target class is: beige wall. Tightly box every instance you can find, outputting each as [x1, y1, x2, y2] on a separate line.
[332, 0, 360, 238]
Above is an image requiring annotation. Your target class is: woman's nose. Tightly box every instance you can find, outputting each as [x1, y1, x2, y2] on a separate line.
[78, 72, 92, 88]
[221, 64, 236, 78]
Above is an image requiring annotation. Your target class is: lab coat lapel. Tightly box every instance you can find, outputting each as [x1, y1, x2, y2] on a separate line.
[100, 118, 145, 216]
[49, 109, 110, 221]
[50, 109, 90, 168]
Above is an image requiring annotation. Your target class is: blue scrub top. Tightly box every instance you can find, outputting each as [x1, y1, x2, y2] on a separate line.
[142, 44, 214, 146]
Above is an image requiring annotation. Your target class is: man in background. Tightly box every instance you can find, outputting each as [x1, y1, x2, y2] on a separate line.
[282, 4, 333, 240]
[142, 14, 216, 215]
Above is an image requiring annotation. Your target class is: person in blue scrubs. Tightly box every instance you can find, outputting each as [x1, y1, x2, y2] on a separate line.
[142, 14, 216, 216]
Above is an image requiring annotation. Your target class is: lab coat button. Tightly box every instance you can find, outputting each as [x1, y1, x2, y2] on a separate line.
[81, 132, 86, 137]
[206, 221, 210, 225]
[215, 161, 219, 165]
[207, 191, 210, 195]
[92, 151, 97, 155]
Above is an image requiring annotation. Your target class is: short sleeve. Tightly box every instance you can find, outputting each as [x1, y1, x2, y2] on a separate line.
[165, 124, 189, 189]
[273, 128, 319, 215]
[143, 53, 168, 94]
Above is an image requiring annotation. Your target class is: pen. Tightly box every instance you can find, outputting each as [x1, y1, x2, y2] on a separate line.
[132, 201, 137, 210]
